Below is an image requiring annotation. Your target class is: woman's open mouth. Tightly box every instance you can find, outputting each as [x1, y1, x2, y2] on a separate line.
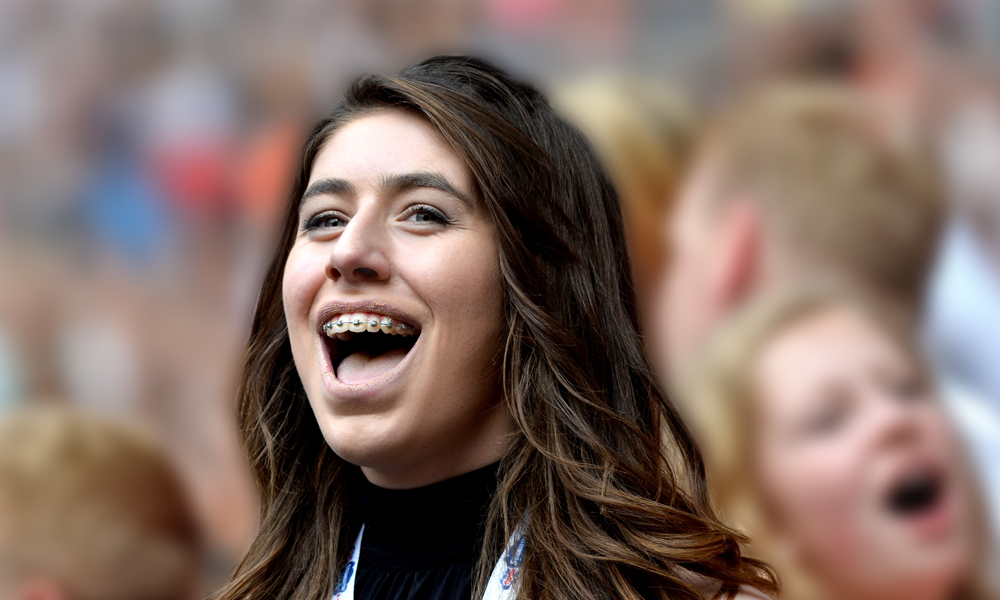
[883, 466, 945, 519]
[321, 313, 420, 385]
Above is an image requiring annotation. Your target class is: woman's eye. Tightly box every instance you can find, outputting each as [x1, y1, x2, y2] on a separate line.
[883, 368, 932, 404]
[305, 212, 346, 230]
[404, 205, 449, 225]
[804, 396, 851, 437]
[810, 408, 845, 435]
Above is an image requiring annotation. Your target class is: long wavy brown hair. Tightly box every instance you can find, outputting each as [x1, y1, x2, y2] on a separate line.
[216, 56, 778, 600]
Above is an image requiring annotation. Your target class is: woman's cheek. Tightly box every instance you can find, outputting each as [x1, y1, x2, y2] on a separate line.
[401, 234, 501, 310]
[920, 406, 962, 464]
[282, 244, 326, 321]
[771, 450, 871, 564]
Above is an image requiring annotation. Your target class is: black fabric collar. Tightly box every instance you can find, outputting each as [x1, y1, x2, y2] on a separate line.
[351, 462, 501, 570]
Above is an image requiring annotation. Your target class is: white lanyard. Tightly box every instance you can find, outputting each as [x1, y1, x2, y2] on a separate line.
[332, 524, 525, 600]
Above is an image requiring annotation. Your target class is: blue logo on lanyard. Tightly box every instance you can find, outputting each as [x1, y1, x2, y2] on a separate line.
[500, 535, 525, 591]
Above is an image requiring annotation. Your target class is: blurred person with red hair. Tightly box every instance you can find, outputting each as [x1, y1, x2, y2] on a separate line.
[0, 409, 203, 600]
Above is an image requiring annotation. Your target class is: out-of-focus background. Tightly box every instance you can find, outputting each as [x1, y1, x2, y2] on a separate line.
[2, 0, 1000, 597]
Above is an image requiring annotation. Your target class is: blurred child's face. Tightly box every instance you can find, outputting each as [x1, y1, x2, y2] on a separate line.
[751, 307, 975, 600]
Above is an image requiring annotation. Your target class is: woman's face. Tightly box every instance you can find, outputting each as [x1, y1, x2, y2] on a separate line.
[751, 307, 975, 600]
[282, 109, 510, 489]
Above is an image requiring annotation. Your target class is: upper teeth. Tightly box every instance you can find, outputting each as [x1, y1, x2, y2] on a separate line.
[323, 313, 416, 337]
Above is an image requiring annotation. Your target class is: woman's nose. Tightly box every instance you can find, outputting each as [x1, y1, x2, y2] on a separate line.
[870, 395, 923, 450]
[326, 210, 391, 284]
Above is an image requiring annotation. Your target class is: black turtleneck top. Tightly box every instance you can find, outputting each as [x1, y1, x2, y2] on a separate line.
[351, 462, 501, 600]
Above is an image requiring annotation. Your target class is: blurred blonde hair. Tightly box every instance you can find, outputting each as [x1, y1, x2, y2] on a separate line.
[677, 283, 997, 600]
[550, 76, 696, 315]
[0, 409, 202, 600]
[699, 85, 945, 309]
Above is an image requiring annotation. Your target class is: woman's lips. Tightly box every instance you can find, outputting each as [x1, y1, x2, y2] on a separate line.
[881, 464, 958, 539]
[898, 487, 957, 539]
[319, 326, 422, 401]
[316, 301, 421, 337]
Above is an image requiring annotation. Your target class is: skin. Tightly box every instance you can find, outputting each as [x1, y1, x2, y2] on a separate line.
[658, 157, 765, 378]
[0, 579, 67, 600]
[282, 108, 512, 489]
[751, 308, 975, 600]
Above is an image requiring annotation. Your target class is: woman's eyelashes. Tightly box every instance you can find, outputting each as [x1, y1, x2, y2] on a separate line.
[300, 204, 452, 234]
[303, 210, 346, 231]
[402, 204, 451, 226]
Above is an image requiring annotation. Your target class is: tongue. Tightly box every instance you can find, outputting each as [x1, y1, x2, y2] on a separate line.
[336, 348, 408, 385]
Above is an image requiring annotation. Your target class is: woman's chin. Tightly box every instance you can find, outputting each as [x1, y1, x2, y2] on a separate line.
[320, 422, 429, 486]
[317, 416, 401, 462]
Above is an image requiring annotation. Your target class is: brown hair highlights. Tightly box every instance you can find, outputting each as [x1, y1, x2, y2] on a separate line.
[217, 56, 777, 600]
[699, 85, 945, 308]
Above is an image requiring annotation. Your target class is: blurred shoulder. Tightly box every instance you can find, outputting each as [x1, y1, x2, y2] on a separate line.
[729, 587, 773, 600]
[679, 570, 774, 600]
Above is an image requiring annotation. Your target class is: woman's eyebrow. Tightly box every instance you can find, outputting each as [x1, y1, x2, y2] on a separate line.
[302, 178, 354, 203]
[300, 173, 475, 208]
[380, 172, 475, 208]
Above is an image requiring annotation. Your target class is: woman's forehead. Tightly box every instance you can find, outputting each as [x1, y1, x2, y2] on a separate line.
[307, 109, 475, 200]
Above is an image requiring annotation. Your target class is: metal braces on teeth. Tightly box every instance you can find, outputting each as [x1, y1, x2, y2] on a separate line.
[323, 313, 416, 337]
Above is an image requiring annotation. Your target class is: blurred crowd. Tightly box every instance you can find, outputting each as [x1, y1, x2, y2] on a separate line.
[2, 0, 1000, 599]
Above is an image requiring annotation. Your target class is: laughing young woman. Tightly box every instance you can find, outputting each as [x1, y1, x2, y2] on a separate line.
[216, 56, 777, 600]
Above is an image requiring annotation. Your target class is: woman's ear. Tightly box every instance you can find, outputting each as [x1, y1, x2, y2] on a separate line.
[710, 199, 762, 310]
